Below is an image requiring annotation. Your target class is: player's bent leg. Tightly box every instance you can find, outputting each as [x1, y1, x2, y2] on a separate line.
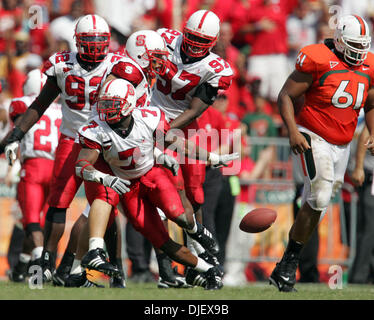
[53, 213, 88, 286]
[104, 215, 126, 288]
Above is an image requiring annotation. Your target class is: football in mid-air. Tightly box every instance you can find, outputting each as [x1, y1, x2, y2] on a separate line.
[239, 208, 277, 233]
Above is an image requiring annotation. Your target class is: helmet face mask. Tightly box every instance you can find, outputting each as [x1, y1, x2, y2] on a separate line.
[97, 98, 129, 123]
[75, 15, 111, 63]
[126, 30, 169, 77]
[334, 15, 371, 66]
[182, 28, 217, 57]
[97, 79, 136, 124]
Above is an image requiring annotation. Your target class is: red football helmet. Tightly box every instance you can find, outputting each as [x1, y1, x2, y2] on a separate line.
[75, 14, 111, 63]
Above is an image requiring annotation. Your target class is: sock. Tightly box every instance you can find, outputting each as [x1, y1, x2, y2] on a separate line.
[194, 257, 213, 273]
[89, 237, 105, 251]
[31, 246, 43, 261]
[19, 253, 31, 264]
[186, 215, 198, 234]
[284, 239, 304, 259]
[70, 259, 83, 275]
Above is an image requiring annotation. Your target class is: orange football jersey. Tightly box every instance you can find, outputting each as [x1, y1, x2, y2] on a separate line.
[295, 42, 374, 145]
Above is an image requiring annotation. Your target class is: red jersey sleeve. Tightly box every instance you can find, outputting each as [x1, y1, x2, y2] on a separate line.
[111, 61, 143, 87]
[9, 100, 27, 122]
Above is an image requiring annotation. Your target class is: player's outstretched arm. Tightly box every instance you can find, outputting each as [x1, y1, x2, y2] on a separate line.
[278, 69, 312, 155]
[164, 130, 239, 167]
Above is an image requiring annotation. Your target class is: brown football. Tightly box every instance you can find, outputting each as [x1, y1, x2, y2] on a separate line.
[239, 208, 277, 233]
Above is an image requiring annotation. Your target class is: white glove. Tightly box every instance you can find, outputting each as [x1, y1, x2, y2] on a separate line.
[208, 152, 240, 168]
[5, 142, 19, 166]
[102, 175, 131, 195]
[157, 153, 179, 176]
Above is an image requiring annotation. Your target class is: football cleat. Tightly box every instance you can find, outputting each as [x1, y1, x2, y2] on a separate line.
[269, 254, 298, 292]
[188, 222, 219, 255]
[158, 267, 192, 289]
[52, 261, 73, 286]
[185, 267, 207, 288]
[81, 248, 120, 277]
[204, 266, 223, 290]
[64, 271, 104, 288]
[198, 251, 224, 276]
[109, 267, 126, 289]
[41, 250, 56, 283]
[8, 263, 28, 283]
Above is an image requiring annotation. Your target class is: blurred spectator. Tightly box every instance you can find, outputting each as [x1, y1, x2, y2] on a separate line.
[241, 78, 276, 162]
[237, 0, 298, 105]
[24, 0, 57, 60]
[0, 30, 33, 97]
[349, 125, 374, 284]
[49, 0, 84, 52]
[286, 0, 320, 69]
[94, 0, 155, 37]
[0, 0, 23, 54]
[212, 22, 248, 121]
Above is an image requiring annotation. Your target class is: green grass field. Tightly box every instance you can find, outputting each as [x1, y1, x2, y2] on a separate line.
[1, 280, 374, 300]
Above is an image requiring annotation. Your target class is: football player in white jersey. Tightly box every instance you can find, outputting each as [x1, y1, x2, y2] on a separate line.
[73, 79, 237, 289]
[150, 9, 234, 282]
[3, 14, 125, 283]
[8, 70, 62, 282]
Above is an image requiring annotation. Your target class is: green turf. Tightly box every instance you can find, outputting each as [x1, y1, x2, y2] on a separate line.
[1, 281, 374, 300]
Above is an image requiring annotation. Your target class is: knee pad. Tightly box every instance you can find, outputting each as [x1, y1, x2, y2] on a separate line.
[307, 180, 333, 212]
[45, 207, 67, 224]
[25, 223, 42, 237]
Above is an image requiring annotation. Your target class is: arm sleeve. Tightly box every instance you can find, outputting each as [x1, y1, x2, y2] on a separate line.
[193, 82, 219, 105]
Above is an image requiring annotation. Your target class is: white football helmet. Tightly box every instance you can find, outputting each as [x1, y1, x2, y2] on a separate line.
[182, 10, 220, 57]
[125, 30, 169, 77]
[74, 14, 111, 63]
[23, 69, 47, 96]
[97, 79, 137, 122]
[334, 15, 371, 66]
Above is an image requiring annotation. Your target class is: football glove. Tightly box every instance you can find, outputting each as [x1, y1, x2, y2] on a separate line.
[208, 152, 240, 168]
[5, 141, 19, 166]
[157, 153, 179, 176]
[102, 175, 131, 195]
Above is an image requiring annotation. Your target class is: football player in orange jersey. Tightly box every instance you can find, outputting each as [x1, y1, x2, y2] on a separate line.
[269, 15, 374, 292]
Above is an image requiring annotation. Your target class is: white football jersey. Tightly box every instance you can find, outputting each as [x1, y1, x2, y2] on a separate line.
[90, 55, 151, 120]
[78, 107, 169, 180]
[150, 28, 233, 121]
[43, 51, 125, 138]
[9, 95, 62, 162]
